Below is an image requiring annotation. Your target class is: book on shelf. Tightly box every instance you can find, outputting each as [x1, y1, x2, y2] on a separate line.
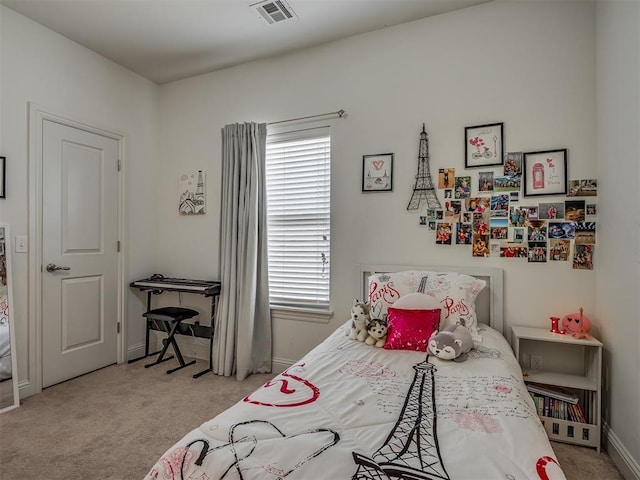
[529, 392, 587, 423]
[569, 403, 586, 423]
[525, 382, 579, 404]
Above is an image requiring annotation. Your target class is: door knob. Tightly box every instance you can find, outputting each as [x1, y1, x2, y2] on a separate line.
[46, 263, 71, 273]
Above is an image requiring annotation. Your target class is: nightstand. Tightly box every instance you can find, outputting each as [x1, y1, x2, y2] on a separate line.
[511, 326, 603, 452]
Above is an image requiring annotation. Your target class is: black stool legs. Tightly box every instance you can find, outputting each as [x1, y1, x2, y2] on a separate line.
[144, 318, 196, 374]
[138, 307, 199, 374]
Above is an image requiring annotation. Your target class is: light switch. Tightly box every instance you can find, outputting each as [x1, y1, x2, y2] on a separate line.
[15, 235, 28, 253]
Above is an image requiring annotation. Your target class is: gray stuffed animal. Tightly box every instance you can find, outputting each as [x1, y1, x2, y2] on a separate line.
[365, 315, 388, 348]
[428, 324, 473, 362]
[345, 299, 371, 342]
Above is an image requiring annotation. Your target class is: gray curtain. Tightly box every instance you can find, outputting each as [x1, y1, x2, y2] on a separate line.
[214, 122, 272, 380]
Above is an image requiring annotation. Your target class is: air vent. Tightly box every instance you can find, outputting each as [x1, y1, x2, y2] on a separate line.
[253, 0, 297, 24]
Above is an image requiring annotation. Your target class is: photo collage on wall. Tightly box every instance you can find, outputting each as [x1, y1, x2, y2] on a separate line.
[418, 129, 597, 270]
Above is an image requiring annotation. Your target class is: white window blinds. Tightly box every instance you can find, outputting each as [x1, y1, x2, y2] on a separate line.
[265, 128, 331, 309]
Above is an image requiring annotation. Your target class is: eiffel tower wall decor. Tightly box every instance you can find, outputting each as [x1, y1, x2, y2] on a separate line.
[407, 124, 442, 211]
[179, 170, 206, 214]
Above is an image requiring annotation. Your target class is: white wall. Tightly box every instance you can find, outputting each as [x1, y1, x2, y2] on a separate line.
[596, 0, 640, 477]
[0, 6, 160, 395]
[158, 0, 597, 364]
[3, 0, 638, 474]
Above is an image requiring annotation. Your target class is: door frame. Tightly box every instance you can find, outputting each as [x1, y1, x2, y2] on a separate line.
[26, 103, 127, 397]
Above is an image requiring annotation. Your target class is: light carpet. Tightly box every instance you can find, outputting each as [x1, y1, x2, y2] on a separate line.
[0, 358, 624, 480]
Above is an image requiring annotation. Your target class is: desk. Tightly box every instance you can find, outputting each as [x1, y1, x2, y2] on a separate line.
[130, 276, 221, 378]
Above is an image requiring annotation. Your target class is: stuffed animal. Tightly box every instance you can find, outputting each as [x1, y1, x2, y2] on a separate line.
[561, 307, 592, 340]
[428, 324, 473, 362]
[365, 316, 388, 348]
[345, 299, 370, 342]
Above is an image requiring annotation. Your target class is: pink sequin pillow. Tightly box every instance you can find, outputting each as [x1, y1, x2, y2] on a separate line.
[384, 307, 441, 352]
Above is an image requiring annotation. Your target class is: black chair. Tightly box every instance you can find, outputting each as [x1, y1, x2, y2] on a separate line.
[142, 307, 199, 374]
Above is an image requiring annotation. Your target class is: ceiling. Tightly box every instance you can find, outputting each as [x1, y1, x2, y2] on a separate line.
[1, 0, 490, 84]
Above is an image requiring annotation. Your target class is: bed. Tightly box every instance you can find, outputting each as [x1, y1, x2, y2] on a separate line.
[0, 293, 12, 382]
[144, 265, 566, 480]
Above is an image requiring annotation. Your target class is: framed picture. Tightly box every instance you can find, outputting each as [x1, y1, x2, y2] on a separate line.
[0, 156, 5, 199]
[523, 149, 568, 197]
[464, 122, 504, 168]
[362, 153, 393, 192]
[178, 170, 206, 214]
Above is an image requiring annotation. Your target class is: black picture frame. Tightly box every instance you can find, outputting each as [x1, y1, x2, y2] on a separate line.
[0, 157, 5, 199]
[362, 153, 393, 192]
[464, 122, 504, 168]
[523, 149, 568, 197]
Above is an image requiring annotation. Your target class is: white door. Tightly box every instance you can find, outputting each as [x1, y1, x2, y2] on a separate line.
[42, 119, 120, 388]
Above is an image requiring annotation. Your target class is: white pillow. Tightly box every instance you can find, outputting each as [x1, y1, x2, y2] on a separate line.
[392, 293, 441, 310]
[368, 271, 486, 341]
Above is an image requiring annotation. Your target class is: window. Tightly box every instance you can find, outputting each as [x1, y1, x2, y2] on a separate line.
[265, 128, 330, 310]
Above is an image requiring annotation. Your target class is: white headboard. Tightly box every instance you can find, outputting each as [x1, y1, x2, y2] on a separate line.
[357, 265, 504, 335]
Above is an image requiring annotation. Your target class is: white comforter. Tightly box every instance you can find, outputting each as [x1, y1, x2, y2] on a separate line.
[145, 324, 566, 480]
[0, 293, 12, 381]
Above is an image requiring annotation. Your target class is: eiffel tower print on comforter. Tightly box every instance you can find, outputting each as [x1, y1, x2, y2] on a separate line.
[144, 324, 566, 480]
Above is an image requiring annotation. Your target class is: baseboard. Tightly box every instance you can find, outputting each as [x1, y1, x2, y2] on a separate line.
[604, 422, 640, 480]
[271, 357, 294, 374]
[18, 379, 32, 399]
[127, 342, 147, 361]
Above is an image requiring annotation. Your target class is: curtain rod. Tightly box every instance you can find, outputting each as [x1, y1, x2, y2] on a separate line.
[268, 109, 345, 125]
